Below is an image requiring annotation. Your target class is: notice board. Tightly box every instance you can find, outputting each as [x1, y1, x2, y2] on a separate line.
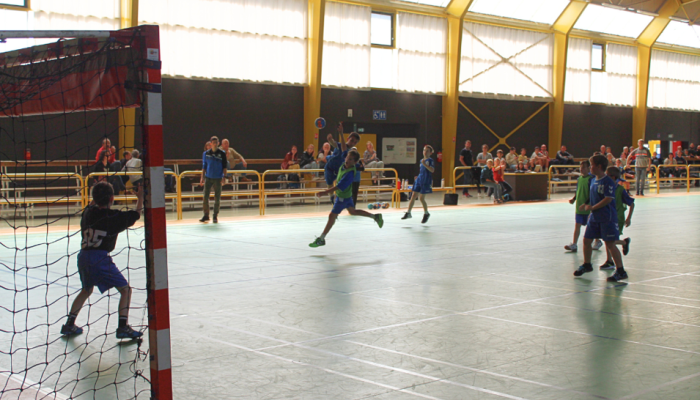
[382, 138, 417, 165]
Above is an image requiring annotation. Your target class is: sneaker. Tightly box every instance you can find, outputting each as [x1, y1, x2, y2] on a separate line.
[401, 212, 412, 220]
[464, 193, 472, 198]
[213, 216, 218, 224]
[421, 213, 430, 224]
[622, 237, 631, 256]
[592, 240, 603, 250]
[599, 260, 615, 270]
[374, 213, 384, 228]
[60, 324, 83, 336]
[199, 215, 209, 223]
[607, 269, 629, 282]
[564, 243, 578, 252]
[116, 325, 143, 340]
[573, 263, 593, 277]
[309, 237, 326, 248]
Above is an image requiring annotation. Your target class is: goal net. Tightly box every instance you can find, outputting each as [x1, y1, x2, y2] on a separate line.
[0, 26, 170, 399]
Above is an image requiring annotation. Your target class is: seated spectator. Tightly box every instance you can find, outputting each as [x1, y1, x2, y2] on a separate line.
[318, 142, 331, 169]
[674, 150, 687, 177]
[606, 153, 616, 168]
[606, 146, 613, 156]
[363, 141, 385, 184]
[518, 148, 529, 166]
[282, 145, 300, 170]
[688, 143, 697, 156]
[599, 145, 607, 156]
[481, 159, 503, 204]
[299, 144, 319, 177]
[662, 152, 675, 178]
[515, 161, 528, 172]
[494, 149, 505, 164]
[530, 146, 545, 171]
[204, 141, 212, 153]
[94, 150, 110, 182]
[221, 139, 250, 182]
[119, 151, 132, 184]
[505, 146, 518, 170]
[619, 147, 630, 167]
[95, 138, 116, 164]
[497, 159, 513, 199]
[123, 149, 144, 191]
[540, 144, 551, 168]
[555, 145, 575, 165]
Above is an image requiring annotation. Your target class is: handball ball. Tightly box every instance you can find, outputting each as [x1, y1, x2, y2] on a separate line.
[367, 204, 374, 210]
[382, 202, 390, 209]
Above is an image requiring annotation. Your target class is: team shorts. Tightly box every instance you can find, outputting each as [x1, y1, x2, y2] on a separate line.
[575, 213, 589, 226]
[412, 180, 433, 194]
[584, 221, 619, 242]
[331, 196, 354, 214]
[78, 250, 128, 294]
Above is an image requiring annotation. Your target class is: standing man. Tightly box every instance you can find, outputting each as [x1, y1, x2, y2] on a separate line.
[200, 136, 227, 223]
[459, 140, 475, 197]
[626, 139, 651, 196]
[221, 139, 250, 182]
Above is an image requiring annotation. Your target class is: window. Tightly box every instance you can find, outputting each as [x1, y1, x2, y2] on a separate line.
[399, 0, 450, 7]
[0, 0, 27, 8]
[371, 12, 393, 47]
[574, 4, 653, 38]
[591, 43, 604, 71]
[657, 21, 700, 49]
[370, 47, 396, 89]
[468, 0, 570, 25]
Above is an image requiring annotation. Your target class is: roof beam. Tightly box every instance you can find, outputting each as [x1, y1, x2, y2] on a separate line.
[548, 1, 587, 153]
[442, 0, 473, 186]
[633, 0, 681, 144]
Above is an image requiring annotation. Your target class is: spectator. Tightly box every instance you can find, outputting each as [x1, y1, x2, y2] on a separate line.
[494, 149, 505, 164]
[556, 145, 575, 165]
[300, 144, 319, 177]
[619, 147, 630, 167]
[497, 159, 513, 199]
[662, 151, 675, 178]
[94, 150, 110, 182]
[221, 139, 250, 182]
[530, 146, 544, 171]
[674, 149, 688, 178]
[95, 138, 116, 164]
[606, 153, 616, 168]
[505, 147, 518, 170]
[626, 139, 652, 196]
[282, 145, 300, 170]
[515, 161, 528, 172]
[476, 145, 493, 198]
[481, 159, 502, 204]
[200, 136, 227, 223]
[599, 145, 607, 155]
[118, 151, 132, 185]
[123, 149, 143, 191]
[540, 144, 550, 170]
[363, 141, 385, 184]
[459, 140, 477, 197]
[204, 141, 212, 153]
[688, 143, 697, 156]
[518, 148, 529, 168]
[318, 142, 331, 169]
[606, 146, 612, 156]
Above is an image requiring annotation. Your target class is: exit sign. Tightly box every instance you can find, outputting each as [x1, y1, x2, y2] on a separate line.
[373, 110, 386, 120]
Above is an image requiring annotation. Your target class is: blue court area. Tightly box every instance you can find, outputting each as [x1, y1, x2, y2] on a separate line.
[2, 195, 700, 399]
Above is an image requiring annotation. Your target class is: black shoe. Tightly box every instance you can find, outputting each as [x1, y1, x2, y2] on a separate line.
[199, 215, 210, 223]
[607, 269, 629, 282]
[401, 212, 412, 220]
[574, 263, 593, 277]
[60, 324, 83, 336]
[213, 216, 218, 223]
[116, 325, 143, 339]
[421, 213, 430, 224]
[622, 237, 631, 256]
[599, 260, 615, 270]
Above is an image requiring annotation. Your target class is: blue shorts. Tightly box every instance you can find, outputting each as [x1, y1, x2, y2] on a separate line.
[412, 180, 432, 194]
[324, 150, 343, 185]
[584, 221, 619, 242]
[331, 196, 354, 214]
[78, 250, 128, 294]
[575, 213, 589, 226]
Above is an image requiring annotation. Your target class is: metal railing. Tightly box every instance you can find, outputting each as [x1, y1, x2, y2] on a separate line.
[654, 164, 696, 194]
[548, 165, 581, 199]
[85, 171, 180, 209]
[177, 170, 262, 218]
[1, 172, 85, 218]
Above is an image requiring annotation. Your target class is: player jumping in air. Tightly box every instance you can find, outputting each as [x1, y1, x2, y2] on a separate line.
[61, 181, 144, 339]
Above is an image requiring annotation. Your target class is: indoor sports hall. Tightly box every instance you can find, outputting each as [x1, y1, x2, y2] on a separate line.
[1, 1, 699, 399]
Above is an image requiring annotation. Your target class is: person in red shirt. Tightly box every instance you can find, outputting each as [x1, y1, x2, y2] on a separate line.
[491, 160, 505, 204]
[95, 138, 116, 164]
[496, 159, 513, 200]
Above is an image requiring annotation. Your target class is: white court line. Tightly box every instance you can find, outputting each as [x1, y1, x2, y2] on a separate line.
[616, 371, 700, 400]
[0, 372, 70, 400]
[188, 319, 527, 400]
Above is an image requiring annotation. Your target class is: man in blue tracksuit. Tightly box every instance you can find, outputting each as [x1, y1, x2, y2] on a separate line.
[200, 136, 227, 223]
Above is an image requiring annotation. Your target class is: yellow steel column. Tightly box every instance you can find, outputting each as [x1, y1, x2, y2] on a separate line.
[549, 1, 587, 152]
[303, 0, 326, 151]
[633, 0, 679, 143]
[441, 0, 472, 187]
[119, 0, 138, 152]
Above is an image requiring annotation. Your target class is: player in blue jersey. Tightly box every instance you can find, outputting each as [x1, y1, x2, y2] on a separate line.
[61, 182, 144, 339]
[600, 166, 634, 269]
[573, 155, 628, 282]
[324, 122, 360, 187]
[402, 145, 435, 223]
[310, 150, 383, 248]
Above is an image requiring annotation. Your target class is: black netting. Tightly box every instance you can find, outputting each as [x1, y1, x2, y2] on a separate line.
[1, 32, 152, 399]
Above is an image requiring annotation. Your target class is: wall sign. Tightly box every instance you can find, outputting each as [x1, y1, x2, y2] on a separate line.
[373, 110, 386, 120]
[382, 138, 417, 165]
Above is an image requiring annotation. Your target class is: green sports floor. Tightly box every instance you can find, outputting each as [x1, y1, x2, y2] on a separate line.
[2, 194, 699, 399]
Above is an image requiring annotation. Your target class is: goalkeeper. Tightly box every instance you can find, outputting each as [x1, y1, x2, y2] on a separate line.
[61, 181, 143, 339]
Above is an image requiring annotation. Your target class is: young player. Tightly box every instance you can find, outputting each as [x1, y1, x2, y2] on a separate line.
[565, 160, 600, 252]
[573, 155, 628, 282]
[310, 150, 383, 247]
[61, 181, 144, 339]
[402, 145, 435, 223]
[599, 166, 634, 269]
[324, 122, 361, 187]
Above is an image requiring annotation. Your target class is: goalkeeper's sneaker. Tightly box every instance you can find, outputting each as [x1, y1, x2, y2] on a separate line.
[60, 324, 83, 336]
[374, 214, 384, 228]
[309, 237, 326, 248]
[592, 239, 603, 250]
[116, 325, 143, 339]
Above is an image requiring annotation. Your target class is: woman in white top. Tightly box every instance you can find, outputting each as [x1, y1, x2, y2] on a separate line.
[363, 141, 384, 184]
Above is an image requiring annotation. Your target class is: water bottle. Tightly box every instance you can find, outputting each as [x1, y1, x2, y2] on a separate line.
[441, 178, 445, 188]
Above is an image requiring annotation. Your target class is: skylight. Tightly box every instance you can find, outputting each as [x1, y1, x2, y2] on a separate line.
[574, 4, 653, 38]
[657, 21, 700, 49]
[398, 0, 450, 8]
[468, 0, 570, 25]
